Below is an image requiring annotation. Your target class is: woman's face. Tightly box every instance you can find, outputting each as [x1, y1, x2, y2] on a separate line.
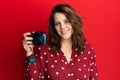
[54, 12, 73, 40]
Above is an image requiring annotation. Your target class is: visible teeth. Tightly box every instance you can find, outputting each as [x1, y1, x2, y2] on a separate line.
[61, 30, 67, 34]
[62, 31, 66, 33]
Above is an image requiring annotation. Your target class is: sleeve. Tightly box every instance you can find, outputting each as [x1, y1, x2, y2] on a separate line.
[24, 53, 40, 80]
[87, 43, 98, 80]
[24, 46, 46, 80]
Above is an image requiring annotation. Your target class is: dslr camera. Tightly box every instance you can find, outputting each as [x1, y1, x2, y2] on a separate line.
[29, 31, 47, 45]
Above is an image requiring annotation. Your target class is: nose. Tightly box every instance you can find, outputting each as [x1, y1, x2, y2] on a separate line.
[60, 23, 66, 29]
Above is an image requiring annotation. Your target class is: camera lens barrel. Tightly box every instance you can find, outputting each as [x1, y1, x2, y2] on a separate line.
[29, 32, 47, 45]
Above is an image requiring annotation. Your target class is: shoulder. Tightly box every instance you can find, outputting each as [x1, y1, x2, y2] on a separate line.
[84, 41, 95, 55]
[82, 41, 97, 64]
[85, 41, 94, 50]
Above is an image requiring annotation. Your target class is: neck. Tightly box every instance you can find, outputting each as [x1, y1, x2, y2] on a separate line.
[61, 39, 72, 49]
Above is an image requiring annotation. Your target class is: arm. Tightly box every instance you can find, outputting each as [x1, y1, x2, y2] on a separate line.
[24, 53, 41, 80]
[86, 42, 98, 80]
[89, 45, 98, 80]
[89, 52, 98, 80]
[23, 32, 45, 80]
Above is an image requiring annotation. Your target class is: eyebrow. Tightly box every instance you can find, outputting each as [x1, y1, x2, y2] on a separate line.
[54, 18, 68, 22]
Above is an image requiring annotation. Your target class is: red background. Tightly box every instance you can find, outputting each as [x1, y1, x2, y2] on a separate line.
[0, 0, 120, 80]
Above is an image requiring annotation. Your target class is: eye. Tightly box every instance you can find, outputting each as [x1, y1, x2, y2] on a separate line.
[54, 22, 60, 26]
[64, 19, 70, 24]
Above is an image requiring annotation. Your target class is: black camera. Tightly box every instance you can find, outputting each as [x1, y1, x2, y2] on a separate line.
[29, 32, 47, 45]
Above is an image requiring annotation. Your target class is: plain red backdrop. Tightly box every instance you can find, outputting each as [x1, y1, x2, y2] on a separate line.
[0, 0, 120, 80]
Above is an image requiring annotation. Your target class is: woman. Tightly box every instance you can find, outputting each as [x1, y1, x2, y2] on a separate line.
[23, 4, 98, 80]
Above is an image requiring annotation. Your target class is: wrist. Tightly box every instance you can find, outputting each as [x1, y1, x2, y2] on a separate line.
[26, 51, 33, 57]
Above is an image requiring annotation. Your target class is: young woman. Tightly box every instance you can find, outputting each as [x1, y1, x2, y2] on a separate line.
[23, 4, 98, 80]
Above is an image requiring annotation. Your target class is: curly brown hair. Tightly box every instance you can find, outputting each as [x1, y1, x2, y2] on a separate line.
[48, 4, 86, 54]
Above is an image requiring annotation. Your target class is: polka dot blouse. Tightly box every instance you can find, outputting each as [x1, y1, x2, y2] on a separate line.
[24, 42, 98, 80]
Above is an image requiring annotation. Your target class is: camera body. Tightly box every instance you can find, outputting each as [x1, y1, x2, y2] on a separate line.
[29, 32, 47, 45]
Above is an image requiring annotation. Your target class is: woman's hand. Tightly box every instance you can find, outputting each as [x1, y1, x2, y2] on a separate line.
[23, 32, 34, 57]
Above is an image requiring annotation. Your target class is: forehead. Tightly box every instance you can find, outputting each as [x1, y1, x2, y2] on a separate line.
[54, 13, 67, 21]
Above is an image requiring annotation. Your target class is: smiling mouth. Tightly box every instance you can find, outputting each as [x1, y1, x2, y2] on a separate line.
[61, 30, 68, 34]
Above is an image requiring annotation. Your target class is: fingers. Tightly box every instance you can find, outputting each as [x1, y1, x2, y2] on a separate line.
[25, 37, 33, 41]
[23, 40, 33, 45]
[22, 32, 34, 54]
[23, 44, 33, 50]
[23, 32, 33, 43]
[23, 44, 34, 55]
[23, 32, 33, 45]
[23, 32, 31, 38]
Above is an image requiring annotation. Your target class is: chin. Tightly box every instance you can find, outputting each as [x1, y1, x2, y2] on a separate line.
[61, 36, 71, 40]
[60, 33, 72, 40]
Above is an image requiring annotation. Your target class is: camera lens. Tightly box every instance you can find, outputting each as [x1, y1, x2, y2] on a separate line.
[29, 32, 47, 45]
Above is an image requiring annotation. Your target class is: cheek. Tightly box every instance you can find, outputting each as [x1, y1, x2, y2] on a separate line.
[55, 27, 60, 33]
